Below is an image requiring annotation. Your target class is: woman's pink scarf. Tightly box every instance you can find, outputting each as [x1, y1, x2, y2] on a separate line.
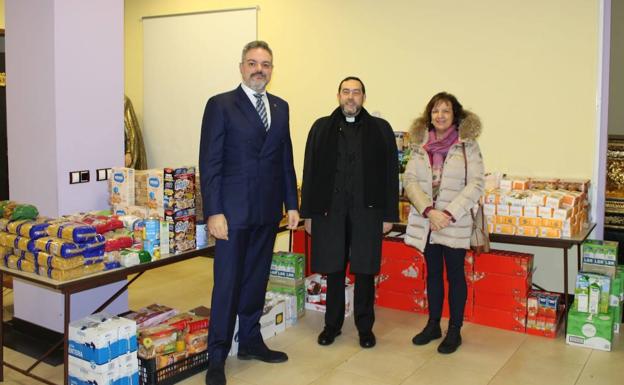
[423, 126, 459, 197]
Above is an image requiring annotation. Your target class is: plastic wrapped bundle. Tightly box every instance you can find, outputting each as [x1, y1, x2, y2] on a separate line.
[6, 219, 51, 239]
[39, 262, 105, 281]
[0, 246, 13, 258]
[24, 251, 86, 271]
[80, 234, 106, 258]
[0, 233, 30, 252]
[30, 237, 85, 258]
[0, 201, 39, 220]
[0, 219, 8, 232]
[4, 254, 37, 274]
[46, 222, 97, 243]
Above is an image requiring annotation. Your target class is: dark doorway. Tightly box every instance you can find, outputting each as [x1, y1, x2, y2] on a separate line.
[0, 30, 7, 200]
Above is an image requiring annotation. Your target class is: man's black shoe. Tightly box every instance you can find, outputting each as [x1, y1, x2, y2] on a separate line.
[205, 361, 226, 385]
[237, 343, 288, 363]
[317, 327, 342, 346]
[359, 332, 376, 348]
[412, 320, 442, 345]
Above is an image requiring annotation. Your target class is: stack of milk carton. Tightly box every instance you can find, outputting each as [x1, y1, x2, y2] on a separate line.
[68, 312, 138, 385]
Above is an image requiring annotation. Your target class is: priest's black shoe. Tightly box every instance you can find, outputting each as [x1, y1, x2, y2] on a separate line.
[317, 327, 342, 346]
[359, 332, 376, 348]
[237, 342, 288, 363]
[205, 361, 226, 385]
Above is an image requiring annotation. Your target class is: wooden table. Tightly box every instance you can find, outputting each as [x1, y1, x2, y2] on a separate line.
[0, 246, 215, 385]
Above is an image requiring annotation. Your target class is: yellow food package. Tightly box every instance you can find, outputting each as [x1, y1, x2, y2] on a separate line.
[32, 237, 84, 258]
[4, 254, 37, 273]
[516, 225, 539, 237]
[36, 252, 86, 270]
[495, 215, 518, 226]
[46, 222, 97, 243]
[541, 218, 563, 229]
[38, 262, 104, 281]
[539, 227, 561, 238]
[494, 224, 516, 235]
[518, 217, 541, 227]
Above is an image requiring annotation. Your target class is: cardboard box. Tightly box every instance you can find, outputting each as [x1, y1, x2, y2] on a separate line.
[229, 298, 285, 356]
[473, 271, 531, 298]
[566, 308, 614, 351]
[270, 252, 305, 281]
[582, 240, 618, 278]
[375, 288, 428, 313]
[267, 280, 305, 318]
[472, 305, 526, 333]
[109, 167, 135, 207]
[474, 291, 527, 313]
[305, 273, 354, 317]
[474, 250, 533, 277]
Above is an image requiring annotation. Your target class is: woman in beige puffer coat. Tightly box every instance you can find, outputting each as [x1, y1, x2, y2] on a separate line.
[403, 92, 484, 354]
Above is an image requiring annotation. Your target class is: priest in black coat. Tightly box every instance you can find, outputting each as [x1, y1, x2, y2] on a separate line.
[300, 76, 399, 348]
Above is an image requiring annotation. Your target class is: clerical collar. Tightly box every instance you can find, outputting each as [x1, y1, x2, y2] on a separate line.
[345, 116, 356, 123]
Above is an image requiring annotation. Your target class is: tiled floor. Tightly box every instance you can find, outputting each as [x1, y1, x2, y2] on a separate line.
[1, 256, 622, 385]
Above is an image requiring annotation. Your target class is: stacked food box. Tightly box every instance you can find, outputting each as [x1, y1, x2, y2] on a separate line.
[125, 304, 209, 372]
[471, 250, 534, 332]
[229, 294, 286, 356]
[525, 290, 564, 337]
[566, 240, 623, 351]
[395, 131, 412, 223]
[267, 252, 306, 325]
[375, 238, 427, 313]
[110, 166, 197, 255]
[68, 312, 138, 385]
[305, 273, 354, 317]
[484, 176, 590, 238]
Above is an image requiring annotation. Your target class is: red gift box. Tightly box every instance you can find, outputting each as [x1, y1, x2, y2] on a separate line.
[375, 288, 428, 313]
[472, 271, 532, 298]
[472, 305, 527, 333]
[474, 290, 527, 313]
[474, 249, 533, 277]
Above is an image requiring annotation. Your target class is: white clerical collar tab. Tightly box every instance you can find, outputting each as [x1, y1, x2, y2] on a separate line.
[345, 116, 355, 123]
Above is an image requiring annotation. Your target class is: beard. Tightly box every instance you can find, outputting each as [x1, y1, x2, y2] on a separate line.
[340, 102, 361, 117]
[247, 73, 268, 92]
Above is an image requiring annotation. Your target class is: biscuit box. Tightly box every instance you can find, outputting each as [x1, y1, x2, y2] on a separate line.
[163, 167, 196, 212]
[109, 167, 135, 207]
[165, 209, 196, 253]
[566, 308, 615, 351]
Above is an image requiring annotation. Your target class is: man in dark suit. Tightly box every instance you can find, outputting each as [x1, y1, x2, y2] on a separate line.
[199, 40, 299, 385]
[300, 76, 399, 349]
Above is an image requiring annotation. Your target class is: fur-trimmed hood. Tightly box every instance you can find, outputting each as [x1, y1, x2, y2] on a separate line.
[409, 110, 482, 146]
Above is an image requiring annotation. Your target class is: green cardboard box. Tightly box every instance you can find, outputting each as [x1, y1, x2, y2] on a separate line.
[582, 240, 618, 278]
[566, 308, 614, 351]
[573, 272, 611, 314]
[267, 280, 305, 318]
[270, 252, 305, 281]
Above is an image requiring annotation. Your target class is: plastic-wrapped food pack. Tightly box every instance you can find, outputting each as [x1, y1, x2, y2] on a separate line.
[46, 222, 97, 243]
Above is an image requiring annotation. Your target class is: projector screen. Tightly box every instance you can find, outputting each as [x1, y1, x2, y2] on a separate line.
[143, 8, 257, 168]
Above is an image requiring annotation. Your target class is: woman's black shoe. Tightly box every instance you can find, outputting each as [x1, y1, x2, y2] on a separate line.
[437, 325, 462, 354]
[412, 320, 442, 345]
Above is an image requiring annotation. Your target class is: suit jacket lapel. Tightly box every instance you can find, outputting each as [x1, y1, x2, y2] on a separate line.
[234, 86, 265, 135]
[261, 94, 282, 154]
